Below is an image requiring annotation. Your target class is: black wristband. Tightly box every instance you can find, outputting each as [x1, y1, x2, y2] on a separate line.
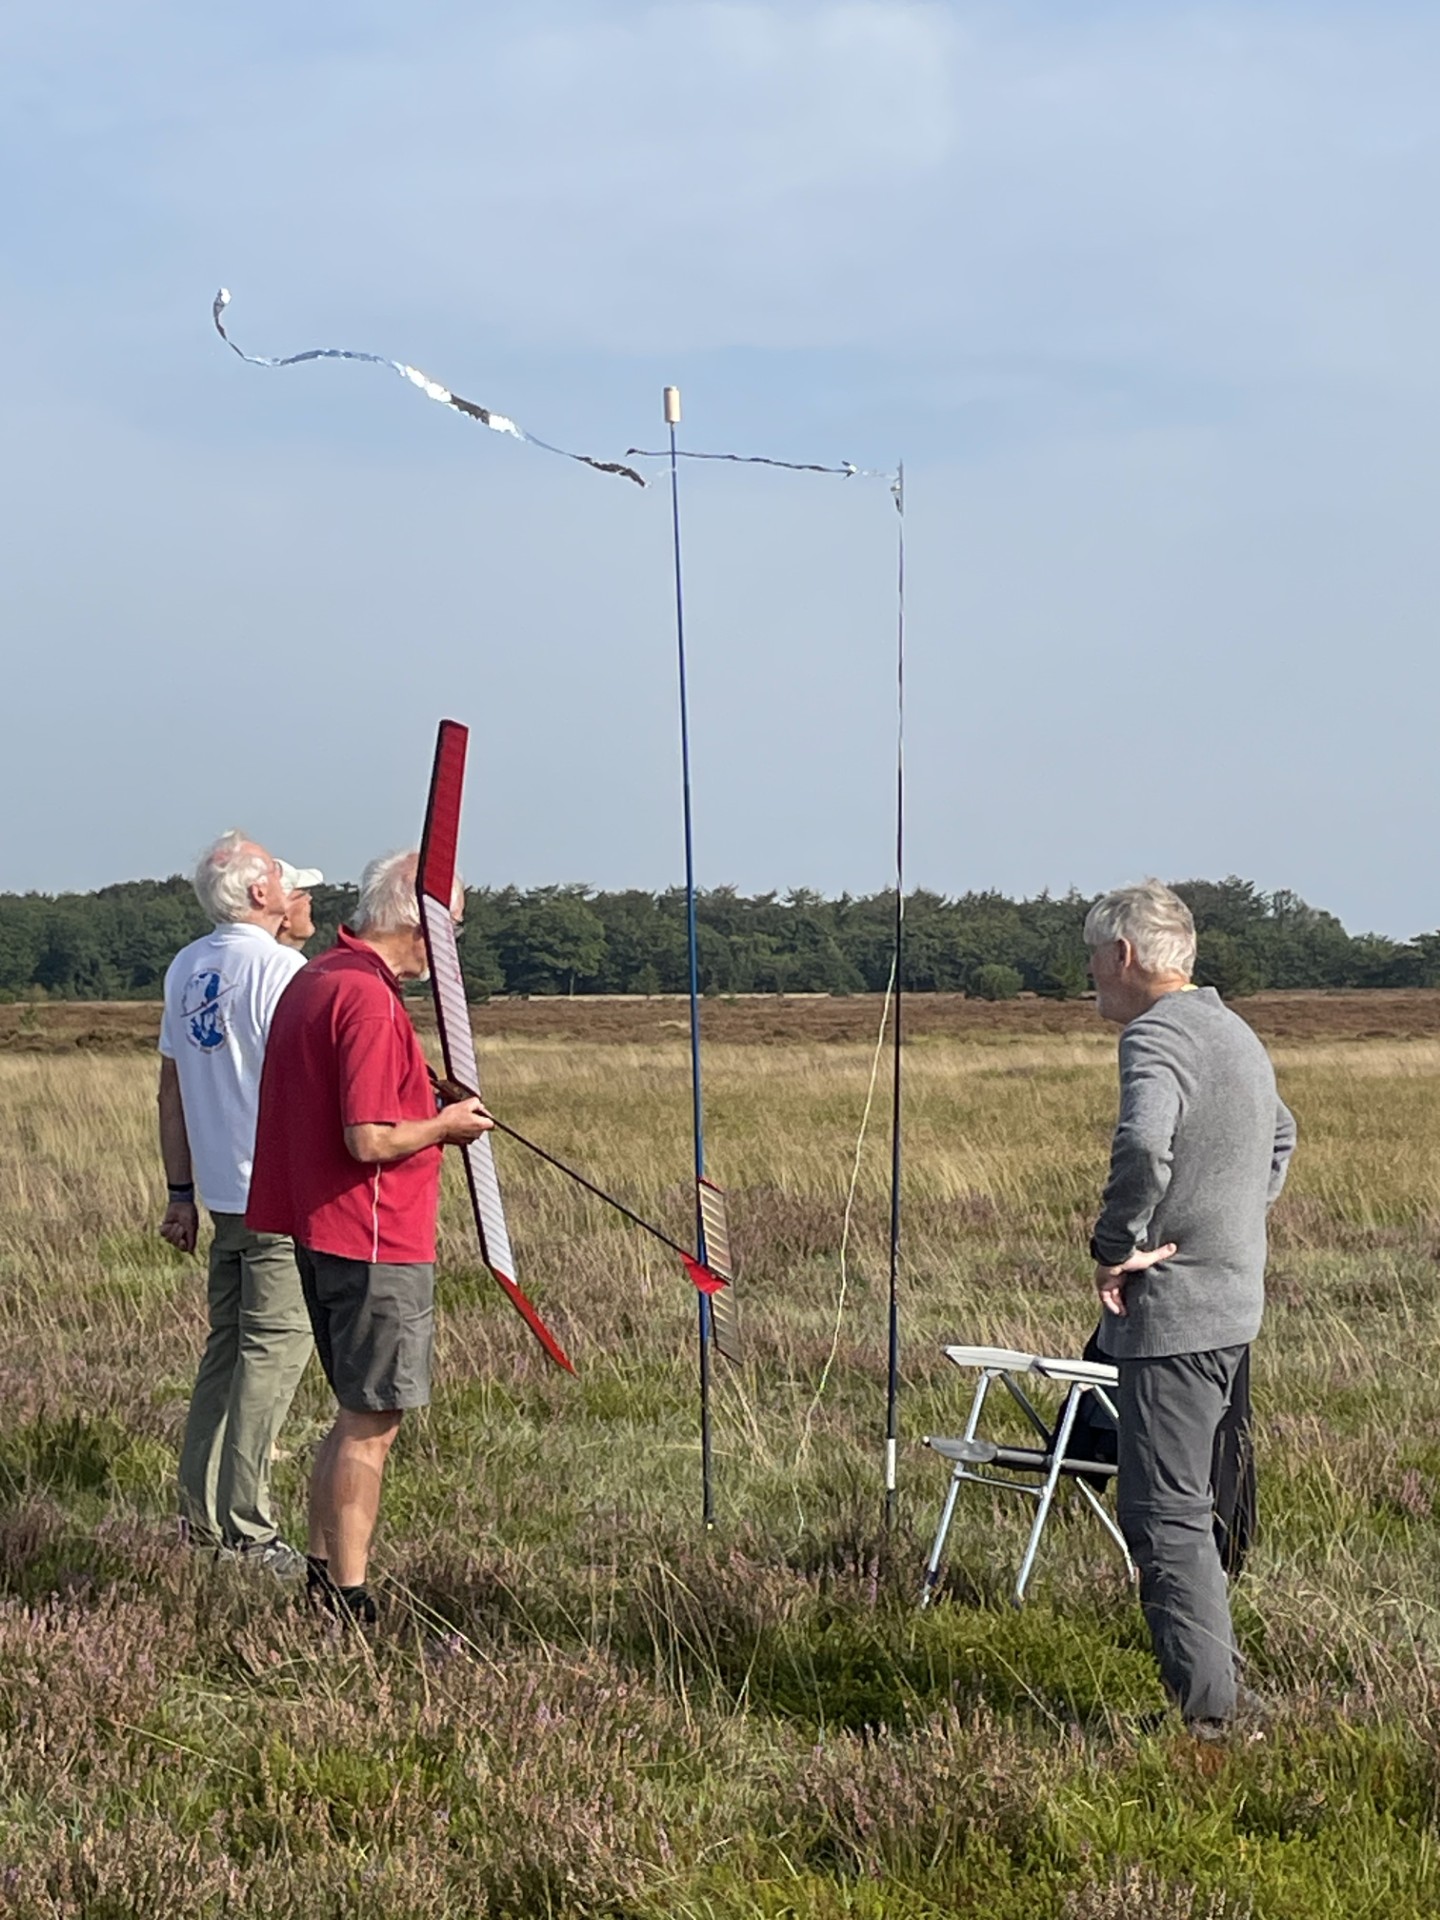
[167, 1183, 196, 1202]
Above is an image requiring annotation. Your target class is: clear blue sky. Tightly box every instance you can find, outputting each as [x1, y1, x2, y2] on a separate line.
[3, 2, 1436, 934]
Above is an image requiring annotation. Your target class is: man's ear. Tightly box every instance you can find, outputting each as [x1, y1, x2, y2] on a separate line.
[1115, 937, 1135, 973]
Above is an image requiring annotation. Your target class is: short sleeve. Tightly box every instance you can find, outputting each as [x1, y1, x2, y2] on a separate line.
[158, 963, 180, 1059]
[335, 1005, 413, 1127]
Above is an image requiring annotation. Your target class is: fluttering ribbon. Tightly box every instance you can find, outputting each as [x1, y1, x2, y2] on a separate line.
[213, 289, 646, 487]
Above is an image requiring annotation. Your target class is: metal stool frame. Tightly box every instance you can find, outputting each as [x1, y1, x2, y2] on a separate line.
[919, 1346, 1136, 1608]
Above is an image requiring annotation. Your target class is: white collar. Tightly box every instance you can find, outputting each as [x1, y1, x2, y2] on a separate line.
[210, 921, 279, 944]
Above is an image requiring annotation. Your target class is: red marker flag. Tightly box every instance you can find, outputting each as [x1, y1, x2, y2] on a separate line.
[681, 1253, 728, 1296]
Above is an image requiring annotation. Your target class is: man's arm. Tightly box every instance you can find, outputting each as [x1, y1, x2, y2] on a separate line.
[1267, 1095, 1297, 1207]
[1091, 1023, 1182, 1266]
[334, 1003, 495, 1165]
[345, 1098, 493, 1165]
[156, 1058, 199, 1253]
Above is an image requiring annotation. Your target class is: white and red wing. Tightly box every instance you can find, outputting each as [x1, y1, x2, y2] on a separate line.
[418, 720, 574, 1373]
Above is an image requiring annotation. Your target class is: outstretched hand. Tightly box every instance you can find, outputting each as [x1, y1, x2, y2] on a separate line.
[1094, 1241, 1177, 1317]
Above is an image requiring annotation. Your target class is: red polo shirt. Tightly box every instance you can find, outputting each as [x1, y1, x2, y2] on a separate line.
[247, 928, 441, 1263]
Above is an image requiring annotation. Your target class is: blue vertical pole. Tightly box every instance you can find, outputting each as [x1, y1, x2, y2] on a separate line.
[665, 385, 715, 1529]
[884, 464, 905, 1529]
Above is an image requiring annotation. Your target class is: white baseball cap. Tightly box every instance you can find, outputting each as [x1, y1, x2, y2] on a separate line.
[277, 859, 323, 893]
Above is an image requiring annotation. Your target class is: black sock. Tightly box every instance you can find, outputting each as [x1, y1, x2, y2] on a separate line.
[306, 1555, 332, 1593]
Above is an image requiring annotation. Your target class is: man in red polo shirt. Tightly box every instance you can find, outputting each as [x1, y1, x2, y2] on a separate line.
[248, 848, 490, 1624]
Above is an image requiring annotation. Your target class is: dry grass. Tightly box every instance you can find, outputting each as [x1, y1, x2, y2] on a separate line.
[2, 1013, 1440, 1916]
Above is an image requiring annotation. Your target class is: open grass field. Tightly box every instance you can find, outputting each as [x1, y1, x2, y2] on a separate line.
[9, 985, 1440, 1051]
[4, 993, 1440, 1916]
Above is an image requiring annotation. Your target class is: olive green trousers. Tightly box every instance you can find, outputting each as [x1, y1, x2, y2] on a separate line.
[176, 1212, 313, 1549]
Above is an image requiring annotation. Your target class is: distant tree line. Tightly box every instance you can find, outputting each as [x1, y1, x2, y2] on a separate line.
[0, 874, 1437, 1003]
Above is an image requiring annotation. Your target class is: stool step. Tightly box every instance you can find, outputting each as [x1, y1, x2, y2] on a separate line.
[924, 1435, 1117, 1478]
[925, 1435, 998, 1464]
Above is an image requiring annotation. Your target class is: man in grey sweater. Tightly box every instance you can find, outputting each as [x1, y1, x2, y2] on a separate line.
[1086, 880, 1296, 1733]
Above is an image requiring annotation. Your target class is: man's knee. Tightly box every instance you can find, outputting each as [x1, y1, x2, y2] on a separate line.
[1117, 1492, 1217, 1567]
[334, 1408, 403, 1449]
[234, 1314, 314, 1357]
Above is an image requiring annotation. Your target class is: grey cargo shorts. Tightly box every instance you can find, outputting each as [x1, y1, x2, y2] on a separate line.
[296, 1247, 434, 1412]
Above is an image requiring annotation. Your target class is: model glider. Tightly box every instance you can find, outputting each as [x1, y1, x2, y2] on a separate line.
[418, 721, 575, 1372]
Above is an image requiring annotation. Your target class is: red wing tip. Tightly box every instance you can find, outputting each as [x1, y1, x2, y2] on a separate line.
[681, 1254, 728, 1296]
[489, 1265, 576, 1374]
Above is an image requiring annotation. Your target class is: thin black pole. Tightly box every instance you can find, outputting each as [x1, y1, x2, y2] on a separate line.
[665, 385, 715, 1529]
[884, 464, 906, 1530]
[487, 1117, 710, 1271]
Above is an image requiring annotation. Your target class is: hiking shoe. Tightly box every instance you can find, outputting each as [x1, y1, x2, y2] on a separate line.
[1187, 1688, 1271, 1746]
[1234, 1683, 1275, 1723]
[218, 1537, 307, 1581]
[1187, 1717, 1231, 1745]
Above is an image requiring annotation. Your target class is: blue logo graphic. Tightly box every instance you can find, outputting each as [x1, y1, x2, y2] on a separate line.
[182, 969, 231, 1050]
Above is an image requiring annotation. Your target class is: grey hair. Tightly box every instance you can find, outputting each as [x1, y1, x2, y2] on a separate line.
[354, 850, 464, 935]
[1083, 879, 1196, 978]
[193, 830, 273, 925]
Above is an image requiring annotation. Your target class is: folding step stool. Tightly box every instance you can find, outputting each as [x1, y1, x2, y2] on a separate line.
[919, 1344, 1136, 1608]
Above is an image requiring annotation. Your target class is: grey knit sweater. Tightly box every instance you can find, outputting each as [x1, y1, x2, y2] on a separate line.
[1092, 987, 1296, 1360]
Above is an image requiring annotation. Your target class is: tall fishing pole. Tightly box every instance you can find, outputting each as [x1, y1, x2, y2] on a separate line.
[884, 465, 906, 1529]
[665, 384, 716, 1529]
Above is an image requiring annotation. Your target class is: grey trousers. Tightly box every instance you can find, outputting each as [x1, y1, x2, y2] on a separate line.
[1116, 1346, 1248, 1724]
[176, 1212, 314, 1549]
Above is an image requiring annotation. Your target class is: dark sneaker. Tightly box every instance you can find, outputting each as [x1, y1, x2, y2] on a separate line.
[338, 1584, 378, 1627]
[304, 1571, 378, 1628]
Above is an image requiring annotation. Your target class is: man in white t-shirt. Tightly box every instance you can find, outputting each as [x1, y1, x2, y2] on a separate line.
[158, 830, 318, 1574]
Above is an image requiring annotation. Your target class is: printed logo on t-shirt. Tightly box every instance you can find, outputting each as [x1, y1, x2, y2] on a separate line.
[182, 969, 236, 1050]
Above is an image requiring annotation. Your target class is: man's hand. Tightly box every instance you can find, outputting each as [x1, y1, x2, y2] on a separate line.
[159, 1200, 199, 1254]
[1094, 1241, 1178, 1316]
[435, 1095, 494, 1146]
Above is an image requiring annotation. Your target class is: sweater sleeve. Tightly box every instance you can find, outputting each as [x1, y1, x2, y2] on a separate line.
[1092, 1021, 1182, 1265]
[1267, 1096, 1297, 1207]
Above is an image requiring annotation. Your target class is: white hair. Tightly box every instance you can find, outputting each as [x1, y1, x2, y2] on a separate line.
[355, 850, 464, 935]
[193, 830, 273, 925]
[1083, 879, 1196, 978]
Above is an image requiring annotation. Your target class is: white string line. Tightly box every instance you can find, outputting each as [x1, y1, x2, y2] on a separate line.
[797, 949, 898, 1456]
